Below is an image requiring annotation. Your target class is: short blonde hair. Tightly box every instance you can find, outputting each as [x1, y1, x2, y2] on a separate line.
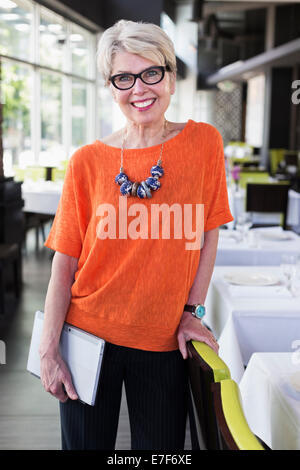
[97, 20, 177, 84]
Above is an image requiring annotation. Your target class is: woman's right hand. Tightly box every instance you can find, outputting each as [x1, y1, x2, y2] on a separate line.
[40, 351, 78, 403]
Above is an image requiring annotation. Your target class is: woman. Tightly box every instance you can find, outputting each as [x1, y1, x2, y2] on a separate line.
[39, 19, 233, 450]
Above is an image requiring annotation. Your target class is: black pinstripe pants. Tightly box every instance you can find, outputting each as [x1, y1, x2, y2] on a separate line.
[59, 342, 189, 450]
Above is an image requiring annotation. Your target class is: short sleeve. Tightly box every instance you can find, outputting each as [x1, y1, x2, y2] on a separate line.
[44, 153, 87, 258]
[204, 130, 234, 231]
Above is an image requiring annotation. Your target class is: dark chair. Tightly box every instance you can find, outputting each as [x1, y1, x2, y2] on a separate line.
[0, 244, 21, 316]
[24, 212, 53, 252]
[211, 379, 270, 450]
[187, 341, 231, 450]
[246, 182, 290, 230]
[187, 341, 269, 450]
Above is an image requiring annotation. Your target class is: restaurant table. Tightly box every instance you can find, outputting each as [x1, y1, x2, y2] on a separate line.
[205, 265, 300, 383]
[21, 181, 62, 215]
[239, 352, 300, 450]
[227, 186, 299, 232]
[216, 226, 300, 266]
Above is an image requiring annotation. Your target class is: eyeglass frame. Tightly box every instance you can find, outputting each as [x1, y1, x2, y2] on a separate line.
[109, 65, 171, 90]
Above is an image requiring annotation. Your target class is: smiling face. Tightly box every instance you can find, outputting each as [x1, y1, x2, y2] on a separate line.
[109, 51, 176, 128]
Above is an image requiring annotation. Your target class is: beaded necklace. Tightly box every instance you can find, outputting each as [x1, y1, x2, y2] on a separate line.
[114, 122, 167, 199]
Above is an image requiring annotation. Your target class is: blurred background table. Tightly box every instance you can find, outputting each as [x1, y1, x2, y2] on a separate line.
[21, 181, 62, 215]
[227, 184, 300, 232]
[239, 352, 300, 450]
[216, 227, 300, 266]
[205, 265, 300, 383]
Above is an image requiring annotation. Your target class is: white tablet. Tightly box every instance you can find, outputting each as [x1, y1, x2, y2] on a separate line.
[27, 311, 106, 406]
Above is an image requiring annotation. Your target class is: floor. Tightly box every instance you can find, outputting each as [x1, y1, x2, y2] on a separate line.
[0, 228, 192, 450]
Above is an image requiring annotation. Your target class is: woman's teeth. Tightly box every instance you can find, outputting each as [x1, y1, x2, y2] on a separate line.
[132, 99, 155, 108]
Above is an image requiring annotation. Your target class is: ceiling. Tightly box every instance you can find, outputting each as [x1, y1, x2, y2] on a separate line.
[181, 0, 300, 87]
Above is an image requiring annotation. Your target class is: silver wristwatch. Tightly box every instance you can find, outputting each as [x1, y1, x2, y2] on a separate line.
[184, 304, 206, 319]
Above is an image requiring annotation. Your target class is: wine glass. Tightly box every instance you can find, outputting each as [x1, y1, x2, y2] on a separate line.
[280, 254, 298, 290]
[235, 212, 253, 242]
[290, 256, 300, 297]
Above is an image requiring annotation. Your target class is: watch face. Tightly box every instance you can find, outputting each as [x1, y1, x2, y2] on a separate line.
[195, 305, 205, 319]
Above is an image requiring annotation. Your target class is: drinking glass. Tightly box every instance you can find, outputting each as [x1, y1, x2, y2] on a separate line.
[235, 212, 253, 242]
[280, 254, 298, 290]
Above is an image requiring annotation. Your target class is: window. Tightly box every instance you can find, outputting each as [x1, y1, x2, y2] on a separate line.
[1, 60, 32, 173]
[39, 7, 67, 71]
[71, 24, 93, 79]
[40, 71, 63, 166]
[71, 78, 88, 151]
[0, 0, 104, 177]
[0, 0, 33, 61]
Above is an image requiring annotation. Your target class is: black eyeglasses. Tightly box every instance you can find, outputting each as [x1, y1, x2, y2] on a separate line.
[109, 65, 170, 90]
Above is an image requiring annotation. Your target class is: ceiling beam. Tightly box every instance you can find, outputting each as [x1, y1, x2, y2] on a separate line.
[206, 36, 300, 83]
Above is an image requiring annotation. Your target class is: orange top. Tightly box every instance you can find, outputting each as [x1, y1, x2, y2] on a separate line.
[45, 120, 233, 351]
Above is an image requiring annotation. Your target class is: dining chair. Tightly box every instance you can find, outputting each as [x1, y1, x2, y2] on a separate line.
[187, 341, 270, 450]
[211, 379, 269, 450]
[51, 168, 66, 182]
[24, 166, 47, 182]
[0, 243, 21, 316]
[238, 171, 270, 190]
[187, 341, 231, 450]
[246, 182, 291, 230]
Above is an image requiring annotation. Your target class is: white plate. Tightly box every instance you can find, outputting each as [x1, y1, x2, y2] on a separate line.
[259, 231, 292, 241]
[224, 273, 280, 286]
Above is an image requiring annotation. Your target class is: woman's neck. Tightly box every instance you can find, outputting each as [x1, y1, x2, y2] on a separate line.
[123, 118, 169, 149]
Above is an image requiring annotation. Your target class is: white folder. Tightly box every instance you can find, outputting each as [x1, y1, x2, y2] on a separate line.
[27, 310, 106, 406]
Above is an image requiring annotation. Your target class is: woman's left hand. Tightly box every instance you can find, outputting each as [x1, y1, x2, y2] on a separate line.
[177, 310, 219, 359]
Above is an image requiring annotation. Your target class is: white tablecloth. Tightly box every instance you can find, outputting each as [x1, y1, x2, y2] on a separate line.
[22, 181, 62, 215]
[239, 352, 300, 450]
[205, 265, 300, 383]
[216, 226, 300, 266]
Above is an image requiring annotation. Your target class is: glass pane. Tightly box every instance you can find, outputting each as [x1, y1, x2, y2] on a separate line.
[39, 6, 67, 70]
[98, 81, 113, 138]
[40, 71, 64, 166]
[71, 24, 91, 78]
[71, 78, 87, 152]
[1, 59, 32, 175]
[0, 0, 33, 61]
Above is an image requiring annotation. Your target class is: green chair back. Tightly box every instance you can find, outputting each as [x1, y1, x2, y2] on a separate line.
[212, 379, 265, 450]
[13, 166, 25, 182]
[239, 171, 270, 190]
[187, 341, 231, 450]
[24, 166, 46, 181]
[190, 341, 231, 382]
[51, 168, 66, 182]
[188, 341, 269, 450]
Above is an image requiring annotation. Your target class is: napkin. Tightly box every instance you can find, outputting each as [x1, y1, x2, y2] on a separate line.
[226, 284, 292, 298]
